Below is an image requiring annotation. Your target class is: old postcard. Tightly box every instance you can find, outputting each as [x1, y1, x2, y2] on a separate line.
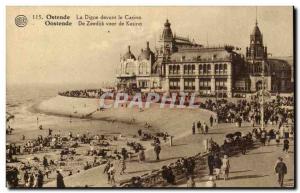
[6, 6, 294, 188]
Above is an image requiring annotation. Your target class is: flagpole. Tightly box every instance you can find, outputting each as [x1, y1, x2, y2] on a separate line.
[261, 60, 265, 130]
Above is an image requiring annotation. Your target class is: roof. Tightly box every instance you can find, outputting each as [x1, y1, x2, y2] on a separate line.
[169, 47, 233, 62]
[123, 46, 136, 60]
[138, 42, 155, 61]
[268, 57, 293, 71]
[161, 19, 173, 40]
[252, 24, 262, 36]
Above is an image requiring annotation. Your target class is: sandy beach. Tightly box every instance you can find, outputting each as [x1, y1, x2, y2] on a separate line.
[7, 95, 215, 187]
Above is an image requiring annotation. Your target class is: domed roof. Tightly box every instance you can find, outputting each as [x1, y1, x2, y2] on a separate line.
[161, 19, 173, 40]
[139, 42, 155, 61]
[251, 22, 262, 36]
[123, 46, 136, 60]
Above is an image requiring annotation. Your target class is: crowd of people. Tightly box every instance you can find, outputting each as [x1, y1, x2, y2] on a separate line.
[199, 96, 294, 127]
[59, 89, 105, 98]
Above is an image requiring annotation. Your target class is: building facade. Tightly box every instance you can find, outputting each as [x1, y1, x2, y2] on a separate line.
[116, 19, 293, 97]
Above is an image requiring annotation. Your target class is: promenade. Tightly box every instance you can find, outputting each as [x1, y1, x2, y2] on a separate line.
[45, 122, 294, 188]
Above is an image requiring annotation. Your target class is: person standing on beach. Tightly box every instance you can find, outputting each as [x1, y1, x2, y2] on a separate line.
[204, 123, 209, 134]
[138, 149, 145, 162]
[48, 128, 52, 136]
[197, 121, 201, 134]
[192, 122, 196, 135]
[274, 157, 287, 187]
[56, 170, 65, 188]
[154, 143, 161, 161]
[210, 115, 214, 127]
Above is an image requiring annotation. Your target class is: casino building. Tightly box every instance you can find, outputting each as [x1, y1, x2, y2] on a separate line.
[116, 19, 293, 97]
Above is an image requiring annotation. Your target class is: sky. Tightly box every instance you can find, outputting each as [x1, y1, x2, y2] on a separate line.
[7, 6, 293, 86]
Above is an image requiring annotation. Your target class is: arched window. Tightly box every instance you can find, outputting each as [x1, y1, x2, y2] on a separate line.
[192, 65, 195, 74]
[184, 65, 188, 74]
[126, 62, 135, 74]
[169, 65, 173, 74]
[199, 64, 203, 74]
[219, 64, 223, 74]
[176, 65, 180, 74]
[203, 64, 207, 74]
[207, 64, 211, 74]
[139, 62, 148, 74]
[224, 64, 227, 74]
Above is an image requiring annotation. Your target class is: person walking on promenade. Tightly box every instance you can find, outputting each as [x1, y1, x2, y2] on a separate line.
[275, 130, 281, 146]
[103, 161, 111, 184]
[187, 175, 195, 187]
[261, 129, 266, 146]
[207, 152, 214, 176]
[154, 143, 161, 161]
[221, 155, 230, 180]
[283, 138, 289, 153]
[213, 154, 222, 180]
[274, 157, 287, 187]
[37, 170, 44, 188]
[119, 157, 126, 175]
[205, 176, 216, 187]
[192, 122, 196, 135]
[43, 156, 49, 170]
[23, 170, 29, 185]
[210, 115, 214, 127]
[56, 170, 65, 188]
[108, 163, 116, 185]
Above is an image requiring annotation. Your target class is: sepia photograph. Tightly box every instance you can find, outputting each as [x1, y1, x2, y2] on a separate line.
[6, 6, 295, 188]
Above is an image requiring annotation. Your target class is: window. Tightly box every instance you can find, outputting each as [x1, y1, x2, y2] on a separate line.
[199, 64, 203, 74]
[219, 64, 223, 74]
[207, 64, 211, 74]
[125, 62, 135, 74]
[169, 65, 173, 74]
[215, 78, 227, 91]
[170, 79, 180, 90]
[199, 79, 211, 91]
[139, 62, 148, 74]
[203, 64, 207, 74]
[184, 65, 188, 74]
[215, 64, 219, 74]
[184, 79, 195, 90]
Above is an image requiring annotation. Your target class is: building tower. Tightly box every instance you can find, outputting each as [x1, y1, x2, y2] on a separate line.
[246, 15, 270, 92]
[159, 19, 174, 55]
